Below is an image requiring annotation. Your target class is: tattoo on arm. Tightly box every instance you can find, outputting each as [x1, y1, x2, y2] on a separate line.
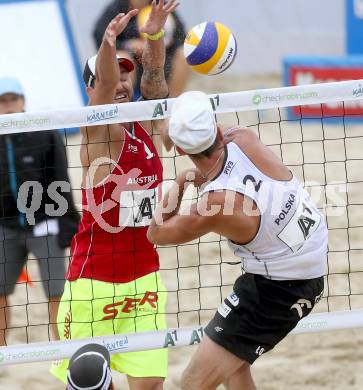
[141, 67, 169, 99]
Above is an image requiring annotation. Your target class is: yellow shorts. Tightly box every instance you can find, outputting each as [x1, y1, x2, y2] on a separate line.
[50, 272, 168, 383]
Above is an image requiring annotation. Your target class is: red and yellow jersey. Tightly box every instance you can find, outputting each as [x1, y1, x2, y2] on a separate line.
[67, 122, 163, 283]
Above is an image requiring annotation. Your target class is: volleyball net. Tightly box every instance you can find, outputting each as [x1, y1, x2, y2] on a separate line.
[0, 79, 363, 365]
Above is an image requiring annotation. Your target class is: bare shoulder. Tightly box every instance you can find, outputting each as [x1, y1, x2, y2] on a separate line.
[223, 126, 292, 180]
[80, 123, 105, 139]
[224, 126, 258, 142]
[139, 120, 152, 135]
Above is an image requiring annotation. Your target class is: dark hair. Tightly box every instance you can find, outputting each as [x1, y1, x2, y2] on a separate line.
[192, 137, 221, 158]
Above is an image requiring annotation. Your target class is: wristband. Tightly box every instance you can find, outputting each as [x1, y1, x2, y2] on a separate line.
[145, 29, 165, 41]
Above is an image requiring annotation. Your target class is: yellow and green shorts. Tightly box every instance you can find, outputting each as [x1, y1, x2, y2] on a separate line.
[50, 272, 168, 383]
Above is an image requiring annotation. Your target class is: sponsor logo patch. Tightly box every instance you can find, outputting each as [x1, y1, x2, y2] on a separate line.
[217, 302, 231, 318]
[223, 160, 235, 175]
[127, 144, 138, 154]
[226, 292, 239, 307]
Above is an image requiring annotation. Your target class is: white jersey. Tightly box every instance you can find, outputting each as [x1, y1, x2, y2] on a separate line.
[200, 142, 328, 280]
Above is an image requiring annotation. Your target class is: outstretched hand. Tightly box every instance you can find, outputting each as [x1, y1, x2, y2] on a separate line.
[139, 0, 180, 35]
[103, 9, 139, 47]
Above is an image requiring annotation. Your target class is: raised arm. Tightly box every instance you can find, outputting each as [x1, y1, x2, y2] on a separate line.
[139, 0, 179, 99]
[90, 10, 138, 106]
[80, 9, 138, 181]
[81, 9, 138, 161]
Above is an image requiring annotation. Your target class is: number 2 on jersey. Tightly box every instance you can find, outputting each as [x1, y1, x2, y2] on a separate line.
[242, 174, 262, 192]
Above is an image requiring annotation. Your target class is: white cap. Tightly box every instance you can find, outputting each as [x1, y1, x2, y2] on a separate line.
[169, 91, 217, 154]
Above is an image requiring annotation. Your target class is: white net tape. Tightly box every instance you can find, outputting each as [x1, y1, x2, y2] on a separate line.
[0, 79, 362, 133]
[2, 310, 363, 366]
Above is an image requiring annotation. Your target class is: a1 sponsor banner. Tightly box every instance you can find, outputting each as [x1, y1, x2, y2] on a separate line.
[284, 56, 363, 120]
[0, 326, 206, 366]
[1, 310, 363, 365]
[2, 79, 363, 133]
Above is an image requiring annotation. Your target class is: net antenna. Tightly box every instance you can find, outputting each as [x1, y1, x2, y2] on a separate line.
[0, 79, 363, 365]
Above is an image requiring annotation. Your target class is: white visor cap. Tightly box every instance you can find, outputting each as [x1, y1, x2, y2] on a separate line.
[169, 91, 217, 154]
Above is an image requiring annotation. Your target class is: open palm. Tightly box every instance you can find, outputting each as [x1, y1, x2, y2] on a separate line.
[139, 0, 180, 35]
[104, 9, 139, 47]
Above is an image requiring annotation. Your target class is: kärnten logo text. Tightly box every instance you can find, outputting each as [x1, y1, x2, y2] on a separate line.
[104, 336, 129, 352]
[353, 84, 363, 98]
[87, 106, 119, 124]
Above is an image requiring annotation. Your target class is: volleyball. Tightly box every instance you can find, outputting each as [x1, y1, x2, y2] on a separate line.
[184, 21, 237, 75]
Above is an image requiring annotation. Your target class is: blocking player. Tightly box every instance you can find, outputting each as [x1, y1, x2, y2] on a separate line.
[51, 1, 178, 389]
[147, 91, 327, 390]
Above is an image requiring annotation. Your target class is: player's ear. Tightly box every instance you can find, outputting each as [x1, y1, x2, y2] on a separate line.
[176, 146, 187, 155]
[86, 86, 93, 97]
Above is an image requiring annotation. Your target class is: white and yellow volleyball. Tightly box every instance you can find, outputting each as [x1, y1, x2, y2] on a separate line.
[184, 21, 237, 75]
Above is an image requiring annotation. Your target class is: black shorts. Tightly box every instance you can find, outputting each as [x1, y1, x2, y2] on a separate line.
[205, 273, 324, 364]
[0, 225, 66, 298]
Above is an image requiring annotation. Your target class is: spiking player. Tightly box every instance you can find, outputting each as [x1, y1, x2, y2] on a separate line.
[148, 91, 327, 390]
[51, 1, 178, 389]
